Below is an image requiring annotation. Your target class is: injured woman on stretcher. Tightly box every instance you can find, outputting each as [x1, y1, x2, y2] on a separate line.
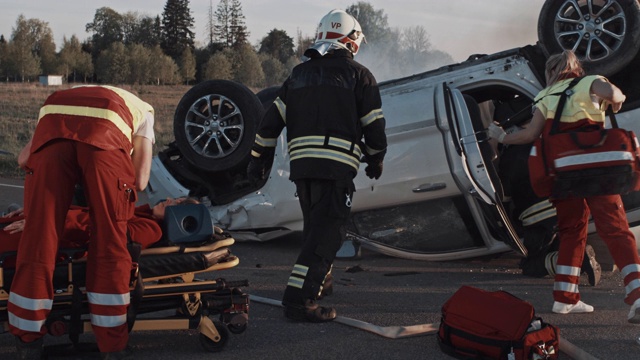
[0, 197, 202, 268]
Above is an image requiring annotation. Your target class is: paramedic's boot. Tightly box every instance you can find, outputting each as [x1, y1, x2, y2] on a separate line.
[284, 299, 337, 323]
[628, 298, 640, 324]
[552, 300, 594, 314]
[14, 336, 43, 360]
[581, 245, 601, 286]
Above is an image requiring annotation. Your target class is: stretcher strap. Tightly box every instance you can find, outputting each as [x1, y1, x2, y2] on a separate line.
[250, 294, 600, 359]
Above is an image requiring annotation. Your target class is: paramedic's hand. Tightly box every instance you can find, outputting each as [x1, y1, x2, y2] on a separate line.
[3, 219, 25, 234]
[2, 207, 23, 218]
[247, 156, 267, 184]
[487, 123, 507, 143]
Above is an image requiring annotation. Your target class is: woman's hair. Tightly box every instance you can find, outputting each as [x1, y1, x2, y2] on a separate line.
[181, 197, 200, 205]
[544, 50, 585, 85]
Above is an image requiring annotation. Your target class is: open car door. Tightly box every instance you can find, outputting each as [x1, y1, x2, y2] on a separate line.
[439, 83, 528, 257]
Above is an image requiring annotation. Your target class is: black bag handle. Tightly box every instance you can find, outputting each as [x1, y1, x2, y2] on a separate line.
[549, 77, 584, 135]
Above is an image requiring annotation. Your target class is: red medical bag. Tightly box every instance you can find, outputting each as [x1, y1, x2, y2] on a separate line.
[528, 77, 640, 198]
[437, 286, 559, 360]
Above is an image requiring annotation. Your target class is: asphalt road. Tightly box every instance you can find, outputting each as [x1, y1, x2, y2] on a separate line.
[0, 178, 639, 359]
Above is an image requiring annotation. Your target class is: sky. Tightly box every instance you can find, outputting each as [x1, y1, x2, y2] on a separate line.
[0, 0, 547, 62]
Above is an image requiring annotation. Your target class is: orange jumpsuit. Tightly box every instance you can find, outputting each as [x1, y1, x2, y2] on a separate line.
[0, 205, 162, 268]
[534, 75, 640, 306]
[8, 86, 154, 352]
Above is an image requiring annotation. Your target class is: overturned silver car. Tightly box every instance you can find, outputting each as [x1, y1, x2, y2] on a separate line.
[146, 0, 640, 260]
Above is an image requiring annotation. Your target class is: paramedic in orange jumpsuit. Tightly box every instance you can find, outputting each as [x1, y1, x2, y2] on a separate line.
[487, 50, 640, 322]
[8, 85, 155, 357]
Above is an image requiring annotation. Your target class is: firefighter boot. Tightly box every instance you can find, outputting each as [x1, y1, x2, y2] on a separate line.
[284, 299, 337, 323]
[581, 244, 601, 287]
[14, 336, 43, 360]
[317, 273, 334, 300]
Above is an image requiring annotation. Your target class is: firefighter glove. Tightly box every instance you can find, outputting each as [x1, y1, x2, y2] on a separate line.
[365, 161, 383, 179]
[487, 123, 507, 143]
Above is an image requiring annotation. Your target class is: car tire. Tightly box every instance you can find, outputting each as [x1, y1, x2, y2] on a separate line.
[173, 80, 263, 173]
[256, 86, 280, 109]
[537, 0, 640, 76]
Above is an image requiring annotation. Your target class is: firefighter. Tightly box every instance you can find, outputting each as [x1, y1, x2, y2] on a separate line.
[9, 85, 155, 359]
[247, 9, 387, 322]
[487, 50, 640, 322]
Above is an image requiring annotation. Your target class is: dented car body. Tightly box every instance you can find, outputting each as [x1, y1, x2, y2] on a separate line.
[146, 0, 640, 260]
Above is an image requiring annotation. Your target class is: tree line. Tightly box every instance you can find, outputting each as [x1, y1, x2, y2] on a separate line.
[0, 0, 454, 87]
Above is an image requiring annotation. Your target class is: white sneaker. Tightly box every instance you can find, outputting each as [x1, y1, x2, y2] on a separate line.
[628, 298, 640, 324]
[552, 300, 594, 314]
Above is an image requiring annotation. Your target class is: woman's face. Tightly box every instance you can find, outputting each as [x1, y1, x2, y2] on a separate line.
[152, 197, 185, 219]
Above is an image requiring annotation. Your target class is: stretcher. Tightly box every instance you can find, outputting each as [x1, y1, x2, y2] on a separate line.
[0, 228, 250, 355]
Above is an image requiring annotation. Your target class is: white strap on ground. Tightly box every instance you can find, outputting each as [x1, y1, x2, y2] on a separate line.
[249, 294, 437, 339]
[250, 294, 599, 359]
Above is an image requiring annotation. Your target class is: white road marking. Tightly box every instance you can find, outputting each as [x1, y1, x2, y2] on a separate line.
[0, 183, 24, 189]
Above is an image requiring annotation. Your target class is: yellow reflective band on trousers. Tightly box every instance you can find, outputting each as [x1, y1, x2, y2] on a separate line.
[87, 291, 131, 306]
[554, 281, 579, 293]
[287, 276, 304, 289]
[519, 200, 556, 226]
[9, 292, 53, 311]
[38, 104, 134, 144]
[8, 312, 45, 332]
[360, 108, 383, 127]
[292, 264, 309, 276]
[91, 314, 128, 328]
[556, 265, 581, 277]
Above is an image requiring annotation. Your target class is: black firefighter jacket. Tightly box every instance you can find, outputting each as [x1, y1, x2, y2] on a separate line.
[251, 48, 388, 181]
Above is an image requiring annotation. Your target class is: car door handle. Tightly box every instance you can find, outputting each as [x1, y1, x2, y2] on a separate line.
[412, 183, 446, 193]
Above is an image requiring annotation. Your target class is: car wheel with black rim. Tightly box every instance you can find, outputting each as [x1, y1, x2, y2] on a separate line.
[173, 80, 263, 172]
[538, 0, 640, 76]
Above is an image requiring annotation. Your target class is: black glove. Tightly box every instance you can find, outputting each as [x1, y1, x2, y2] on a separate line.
[365, 161, 383, 180]
[363, 151, 385, 180]
[247, 157, 267, 184]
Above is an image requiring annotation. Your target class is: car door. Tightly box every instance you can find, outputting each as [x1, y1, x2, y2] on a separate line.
[436, 83, 528, 257]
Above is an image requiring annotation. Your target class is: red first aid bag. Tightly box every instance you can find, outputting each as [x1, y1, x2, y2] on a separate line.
[528, 77, 640, 198]
[529, 128, 640, 198]
[438, 286, 559, 360]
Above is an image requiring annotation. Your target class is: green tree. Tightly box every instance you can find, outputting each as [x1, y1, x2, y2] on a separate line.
[127, 43, 152, 84]
[232, 43, 264, 88]
[7, 15, 43, 81]
[259, 54, 288, 87]
[213, 0, 249, 48]
[95, 42, 129, 84]
[86, 7, 124, 57]
[229, 0, 249, 47]
[149, 45, 180, 85]
[294, 29, 314, 59]
[161, 0, 195, 60]
[259, 29, 294, 65]
[202, 51, 233, 80]
[346, 2, 391, 46]
[178, 47, 196, 84]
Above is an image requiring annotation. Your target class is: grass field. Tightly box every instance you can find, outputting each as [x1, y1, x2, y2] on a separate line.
[0, 83, 193, 178]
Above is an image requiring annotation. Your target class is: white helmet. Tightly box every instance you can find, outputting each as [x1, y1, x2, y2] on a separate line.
[309, 9, 365, 56]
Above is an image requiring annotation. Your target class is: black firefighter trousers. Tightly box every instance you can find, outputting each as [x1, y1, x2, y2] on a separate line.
[282, 178, 354, 306]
